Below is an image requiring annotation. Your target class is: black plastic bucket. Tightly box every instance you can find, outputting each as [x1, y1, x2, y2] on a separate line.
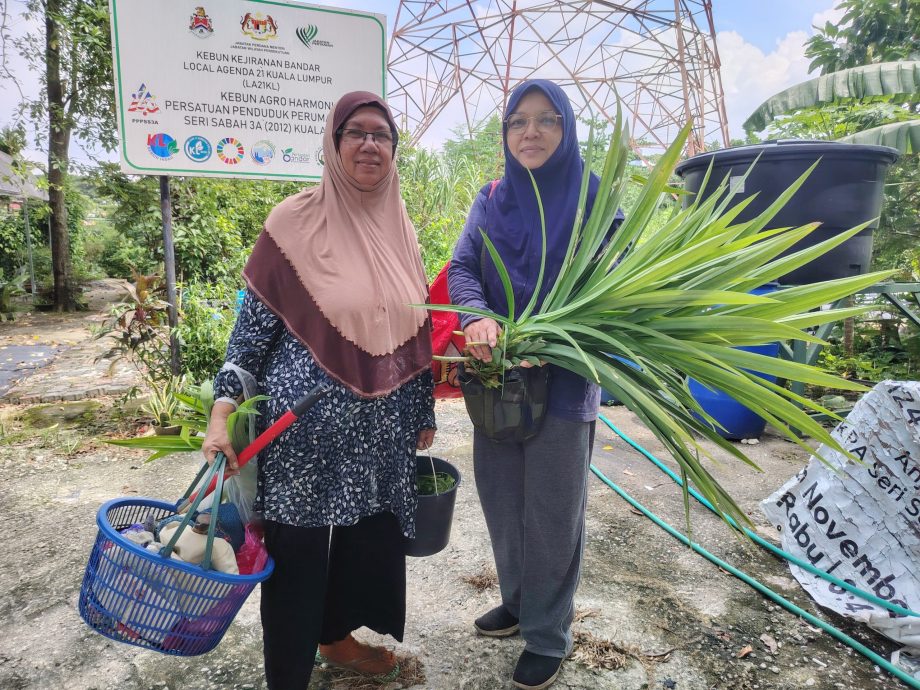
[674, 140, 899, 284]
[405, 456, 461, 557]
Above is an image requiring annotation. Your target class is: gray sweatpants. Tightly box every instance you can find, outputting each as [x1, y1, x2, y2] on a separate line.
[474, 414, 595, 658]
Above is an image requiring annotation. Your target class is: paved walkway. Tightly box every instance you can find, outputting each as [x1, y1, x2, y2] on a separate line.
[0, 279, 143, 404]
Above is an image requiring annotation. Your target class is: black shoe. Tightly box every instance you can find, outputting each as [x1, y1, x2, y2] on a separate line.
[473, 605, 520, 637]
[512, 651, 563, 690]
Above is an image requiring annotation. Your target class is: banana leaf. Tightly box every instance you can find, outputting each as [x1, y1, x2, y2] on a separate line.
[838, 120, 920, 153]
[743, 61, 920, 133]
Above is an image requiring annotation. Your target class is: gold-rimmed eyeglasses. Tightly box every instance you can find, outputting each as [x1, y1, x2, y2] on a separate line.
[505, 111, 562, 133]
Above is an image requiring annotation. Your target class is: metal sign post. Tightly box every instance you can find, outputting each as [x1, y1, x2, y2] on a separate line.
[158, 176, 180, 375]
[22, 199, 36, 297]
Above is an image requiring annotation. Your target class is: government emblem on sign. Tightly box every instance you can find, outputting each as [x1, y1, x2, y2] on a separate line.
[147, 133, 178, 160]
[184, 136, 212, 162]
[250, 141, 276, 166]
[128, 83, 159, 117]
[189, 7, 213, 37]
[241, 12, 278, 40]
[217, 137, 245, 165]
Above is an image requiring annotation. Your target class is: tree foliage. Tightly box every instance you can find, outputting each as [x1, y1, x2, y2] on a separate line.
[398, 117, 504, 279]
[11, 0, 116, 310]
[18, 0, 116, 151]
[804, 0, 920, 75]
[90, 167, 302, 285]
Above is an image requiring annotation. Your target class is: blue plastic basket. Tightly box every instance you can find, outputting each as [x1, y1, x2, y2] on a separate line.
[78, 497, 274, 656]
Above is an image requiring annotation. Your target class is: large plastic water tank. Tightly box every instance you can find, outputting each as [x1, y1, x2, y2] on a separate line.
[674, 140, 899, 285]
[688, 284, 781, 440]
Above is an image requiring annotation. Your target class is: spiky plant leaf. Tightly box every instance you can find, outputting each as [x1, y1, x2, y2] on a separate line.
[416, 106, 895, 530]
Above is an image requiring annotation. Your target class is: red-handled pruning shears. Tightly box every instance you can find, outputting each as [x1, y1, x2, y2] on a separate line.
[177, 382, 332, 513]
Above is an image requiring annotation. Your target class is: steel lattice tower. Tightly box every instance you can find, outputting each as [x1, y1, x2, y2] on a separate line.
[387, 1, 729, 157]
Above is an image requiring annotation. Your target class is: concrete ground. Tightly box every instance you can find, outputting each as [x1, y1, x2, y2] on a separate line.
[0, 284, 911, 690]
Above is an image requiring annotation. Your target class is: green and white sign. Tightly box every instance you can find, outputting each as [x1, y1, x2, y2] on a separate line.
[109, 0, 386, 180]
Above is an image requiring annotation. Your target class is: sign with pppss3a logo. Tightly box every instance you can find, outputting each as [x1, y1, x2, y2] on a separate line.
[110, 0, 385, 180]
[184, 136, 212, 162]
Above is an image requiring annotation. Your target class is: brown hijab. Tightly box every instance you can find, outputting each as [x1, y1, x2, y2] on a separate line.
[243, 92, 432, 397]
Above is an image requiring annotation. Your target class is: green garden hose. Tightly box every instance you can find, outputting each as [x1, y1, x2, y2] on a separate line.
[589, 461, 920, 689]
[597, 413, 919, 619]
[593, 412, 920, 688]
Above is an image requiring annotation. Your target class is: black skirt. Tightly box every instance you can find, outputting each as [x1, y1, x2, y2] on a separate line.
[261, 511, 406, 690]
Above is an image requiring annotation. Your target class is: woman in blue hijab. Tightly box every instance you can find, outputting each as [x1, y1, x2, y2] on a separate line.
[448, 80, 622, 689]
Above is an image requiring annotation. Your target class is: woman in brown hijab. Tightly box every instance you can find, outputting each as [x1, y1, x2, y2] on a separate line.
[202, 92, 435, 689]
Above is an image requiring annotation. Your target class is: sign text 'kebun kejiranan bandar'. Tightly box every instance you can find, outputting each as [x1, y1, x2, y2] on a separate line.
[109, 1, 386, 180]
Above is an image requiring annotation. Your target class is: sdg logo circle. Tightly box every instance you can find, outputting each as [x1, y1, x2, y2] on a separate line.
[217, 138, 245, 165]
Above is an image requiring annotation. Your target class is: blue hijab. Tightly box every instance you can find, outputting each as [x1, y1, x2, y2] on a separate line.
[484, 79, 602, 318]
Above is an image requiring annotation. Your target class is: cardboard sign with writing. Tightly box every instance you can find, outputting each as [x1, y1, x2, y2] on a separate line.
[761, 380, 920, 649]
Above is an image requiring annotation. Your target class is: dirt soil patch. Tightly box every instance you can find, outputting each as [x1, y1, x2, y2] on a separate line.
[0, 289, 910, 689]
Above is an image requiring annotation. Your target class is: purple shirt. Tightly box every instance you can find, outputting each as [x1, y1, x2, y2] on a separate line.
[449, 187, 622, 423]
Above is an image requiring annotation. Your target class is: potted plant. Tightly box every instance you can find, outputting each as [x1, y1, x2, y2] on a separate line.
[425, 106, 892, 530]
[406, 454, 461, 557]
[142, 375, 183, 435]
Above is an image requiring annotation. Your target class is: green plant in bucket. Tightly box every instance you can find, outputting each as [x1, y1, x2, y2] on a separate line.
[422, 103, 893, 531]
[417, 470, 456, 495]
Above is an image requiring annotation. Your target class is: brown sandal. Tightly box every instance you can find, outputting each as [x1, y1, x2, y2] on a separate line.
[315, 634, 400, 681]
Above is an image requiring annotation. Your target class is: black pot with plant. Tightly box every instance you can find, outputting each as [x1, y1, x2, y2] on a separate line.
[406, 454, 461, 557]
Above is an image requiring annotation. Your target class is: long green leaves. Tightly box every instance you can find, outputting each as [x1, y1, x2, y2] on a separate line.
[420, 105, 896, 530]
[106, 383, 268, 462]
[838, 120, 920, 153]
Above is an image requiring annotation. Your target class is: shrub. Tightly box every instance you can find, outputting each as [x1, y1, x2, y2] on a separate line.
[176, 280, 240, 383]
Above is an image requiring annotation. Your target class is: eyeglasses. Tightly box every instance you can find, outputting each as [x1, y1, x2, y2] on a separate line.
[337, 128, 394, 146]
[505, 111, 562, 133]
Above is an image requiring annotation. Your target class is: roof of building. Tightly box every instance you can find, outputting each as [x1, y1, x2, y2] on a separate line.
[0, 151, 47, 201]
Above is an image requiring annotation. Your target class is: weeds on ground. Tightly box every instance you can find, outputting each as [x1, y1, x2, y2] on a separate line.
[0, 399, 141, 457]
[460, 565, 498, 592]
[571, 629, 676, 684]
[313, 652, 426, 689]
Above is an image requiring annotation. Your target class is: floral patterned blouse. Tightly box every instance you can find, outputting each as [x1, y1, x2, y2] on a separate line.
[213, 290, 436, 537]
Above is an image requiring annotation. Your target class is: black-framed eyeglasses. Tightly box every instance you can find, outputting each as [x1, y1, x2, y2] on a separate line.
[505, 111, 562, 133]
[337, 128, 394, 146]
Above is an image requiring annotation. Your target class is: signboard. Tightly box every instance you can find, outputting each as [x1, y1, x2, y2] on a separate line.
[109, 0, 386, 180]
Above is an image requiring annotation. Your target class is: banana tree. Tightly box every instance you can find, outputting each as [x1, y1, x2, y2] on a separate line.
[744, 61, 920, 153]
[424, 105, 892, 529]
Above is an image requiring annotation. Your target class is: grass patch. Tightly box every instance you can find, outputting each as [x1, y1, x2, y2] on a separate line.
[20, 401, 101, 429]
[0, 398, 142, 456]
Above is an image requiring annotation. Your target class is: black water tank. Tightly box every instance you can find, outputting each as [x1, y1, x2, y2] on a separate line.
[674, 140, 899, 284]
